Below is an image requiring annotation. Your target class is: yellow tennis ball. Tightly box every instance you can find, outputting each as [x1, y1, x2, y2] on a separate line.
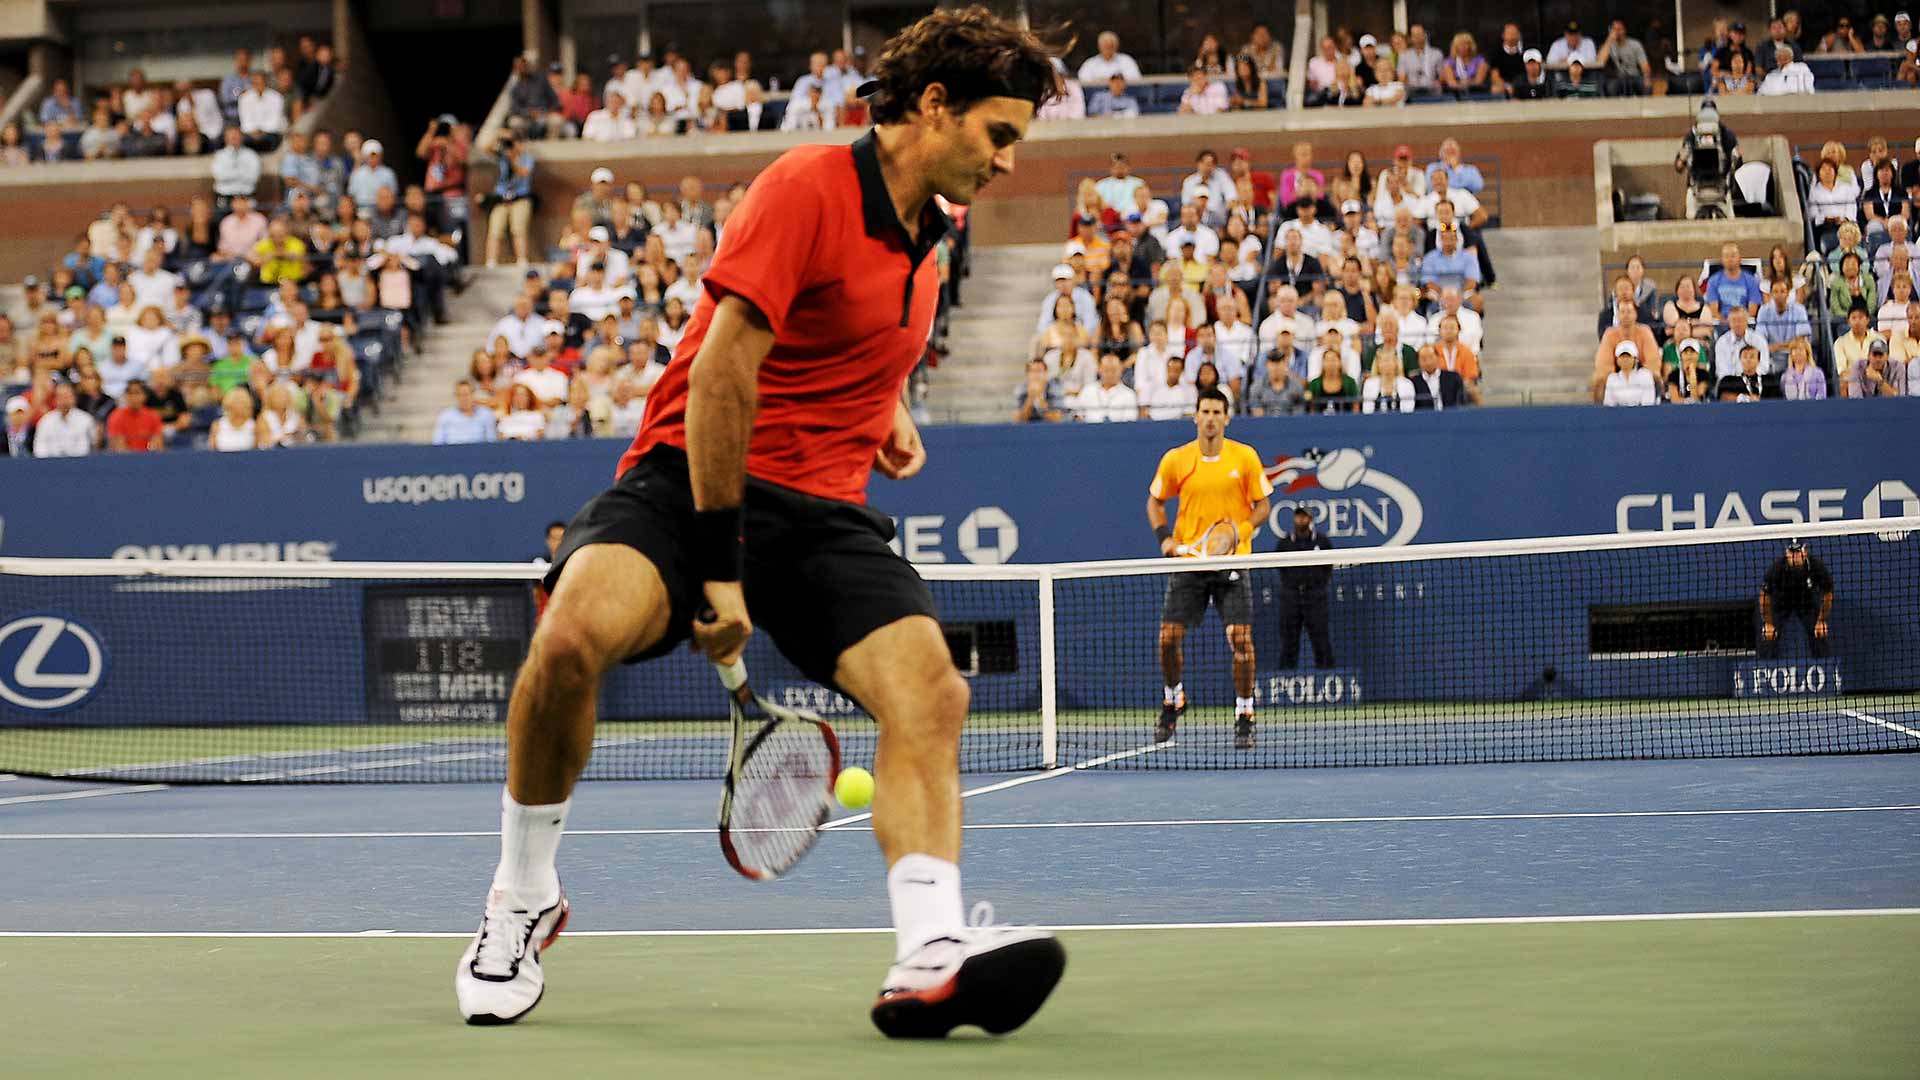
[835, 766, 874, 810]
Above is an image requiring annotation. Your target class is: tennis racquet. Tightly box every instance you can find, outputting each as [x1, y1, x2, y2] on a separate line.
[713, 657, 843, 882]
[1176, 519, 1240, 557]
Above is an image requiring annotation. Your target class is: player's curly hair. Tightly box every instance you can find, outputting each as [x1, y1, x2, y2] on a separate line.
[865, 5, 1067, 124]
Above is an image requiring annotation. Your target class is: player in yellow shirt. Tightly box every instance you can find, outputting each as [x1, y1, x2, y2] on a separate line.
[1144, 388, 1273, 749]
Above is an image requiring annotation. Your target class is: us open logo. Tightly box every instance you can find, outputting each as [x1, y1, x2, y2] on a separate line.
[1264, 447, 1425, 547]
[0, 615, 107, 711]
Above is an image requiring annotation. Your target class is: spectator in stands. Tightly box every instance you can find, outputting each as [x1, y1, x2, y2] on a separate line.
[216, 194, 267, 260]
[1432, 313, 1481, 394]
[1507, 48, 1554, 99]
[1756, 278, 1812, 369]
[1715, 343, 1775, 401]
[1757, 45, 1815, 94]
[1818, 16, 1865, 53]
[1398, 25, 1444, 97]
[1439, 32, 1494, 96]
[1364, 59, 1406, 105]
[1301, 348, 1359, 413]
[1709, 21, 1755, 78]
[1808, 160, 1860, 253]
[237, 70, 286, 150]
[1177, 63, 1229, 115]
[483, 131, 535, 268]
[298, 41, 337, 100]
[1591, 296, 1660, 400]
[1361, 349, 1415, 413]
[513, 342, 569, 407]
[1875, 215, 1919, 283]
[582, 90, 635, 141]
[1274, 144, 1323, 210]
[1420, 224, 1480, 308]
[1012, 358, 1066, 422]
[1487, 23, 1527, 85]
[490, 383, 541, 440]
[1777, 339, 1827, 400]
[32, 382, 93, 457]
[1078, 31, 1142, 84]
[104, 379, 165, 452]
[1713, 51, 1757, 95]
[505, 57, 560, 138]
[1714, 306, 1770, 377]
[97, 333, 147, 398]
[1073, 352, 1138, 422]
[1242, 23, 1285, 77]
[1861, 160, 1906, 241]
[1601, 342, 1658, 405]
[1829, 250, 1877, 317]
[1702, 243, 1763, 320]
[1663, 328, 1713, 403]
[1403, 343, 1461, 409]
[38, 79, 82, 133]
[1244, 348, 1300, 416]
[124, 305, 179, 376]
[211, 126, 261, 202]
[1084, 72, 1141, 119]
[781, 82, 837, 131]
[1212, 57, 1258, 113]
[172, 78, 222, 144]
[218, 49, 253, 124]
[250, 217, 309, 285]
[0, 121, 30, 166]
[1546, 21, 1597, 71]
[1844, 338, 1907, 397]
[1595, 19, 1651, 96]
[1758, 18, 1801, 71]
[77, 104, 120, 160]
[347, 140, 397, 207]
[1137, 349, 1196, 420]
[1880, 273, 1916, 336]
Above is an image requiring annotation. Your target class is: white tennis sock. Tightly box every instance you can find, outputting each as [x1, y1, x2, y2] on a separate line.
[888, 853, 964, 961]
[1236, 696, 1255, 714]
[492, 788, 570, 908]
[1164, 682, 1183, 705]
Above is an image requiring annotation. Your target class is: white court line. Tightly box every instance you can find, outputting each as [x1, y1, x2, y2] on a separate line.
[1844, 708, 1920, 741]
[0, 784, 170, 807]
[0, 774, 17, 783]
[2, 908, 1915, 939]
[821, 741, 1168, 831]
[5, 803, 1917, 841]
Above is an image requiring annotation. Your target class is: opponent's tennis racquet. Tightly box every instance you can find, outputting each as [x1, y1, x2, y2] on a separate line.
[713, 657, 843, 882]
[1176, 519, 1240, 557]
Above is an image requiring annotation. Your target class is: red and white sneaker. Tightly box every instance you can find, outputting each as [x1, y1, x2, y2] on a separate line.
[870, 903, 1067, 1039]
[454, 887, 570, 1025]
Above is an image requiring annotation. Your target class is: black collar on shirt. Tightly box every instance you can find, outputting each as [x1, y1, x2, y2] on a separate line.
[851, 130, 951, 327]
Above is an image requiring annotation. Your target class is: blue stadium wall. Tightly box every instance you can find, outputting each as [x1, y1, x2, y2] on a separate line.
[2, 403, 1916, 731]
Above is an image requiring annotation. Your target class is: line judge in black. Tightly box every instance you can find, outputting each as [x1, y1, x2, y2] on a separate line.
[1759, 539, 1833, 658]
[1274, 507, 1336, 668]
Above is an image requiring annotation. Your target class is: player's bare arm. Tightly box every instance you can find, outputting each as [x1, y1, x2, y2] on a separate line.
[684, 293, 776, 664]
[874, 397, 927, 479]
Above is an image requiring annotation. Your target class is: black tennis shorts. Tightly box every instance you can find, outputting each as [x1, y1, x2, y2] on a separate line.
[543, 444, 937, 688]
[1162, 568, 1254, 628]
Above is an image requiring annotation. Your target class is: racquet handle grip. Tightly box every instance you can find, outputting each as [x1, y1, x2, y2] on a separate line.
[715, 658, 748, 691]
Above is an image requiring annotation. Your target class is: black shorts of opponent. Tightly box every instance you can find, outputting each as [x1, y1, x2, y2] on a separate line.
[1162, 568, 1254, 628]
[543, 444, 937, 689]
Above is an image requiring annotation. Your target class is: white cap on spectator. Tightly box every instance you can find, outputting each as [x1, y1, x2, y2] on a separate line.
[588, 226, 610, 241]
[4, 396, 26, 414]
[1614, 341, 1638, 358]
[591, 167, 614, 184]
[1064, 240, 1087, 256]
[1523, 48, 1543, 63]
[1051, 264, 1074, 280]
[363, 139, 383, 157]
[1340, 200, 1362, 215]
[1900, 13, 1913, 24]
[1678, 339, 1701, 353]
[1359, 34, 1377, 47]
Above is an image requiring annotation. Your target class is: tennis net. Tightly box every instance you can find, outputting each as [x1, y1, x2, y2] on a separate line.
[2, 518, 1915, 782]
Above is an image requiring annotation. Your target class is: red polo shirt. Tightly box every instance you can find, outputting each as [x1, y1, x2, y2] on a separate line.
[106, 405, 165, 451]
[623, 131, 948, 504]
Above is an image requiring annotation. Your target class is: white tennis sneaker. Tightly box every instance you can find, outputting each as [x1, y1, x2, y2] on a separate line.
[870, 902, 1067, 1038]
[454, 887, 570, 1025]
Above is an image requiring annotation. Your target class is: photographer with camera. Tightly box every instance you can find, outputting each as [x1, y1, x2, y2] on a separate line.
[1673, 100, 1741, 219]
[418, 114, 472, 262]
[479, 128, 536, 269]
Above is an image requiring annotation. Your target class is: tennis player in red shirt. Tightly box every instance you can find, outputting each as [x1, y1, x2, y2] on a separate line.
[457, 6, 1067, 1039]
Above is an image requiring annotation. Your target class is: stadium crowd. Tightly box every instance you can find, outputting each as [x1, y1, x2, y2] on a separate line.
[428, 164, 964, 444]
[1016, 138, 1494, 421]
[4, 39, 337, 166]
[2, 42, 478, 457]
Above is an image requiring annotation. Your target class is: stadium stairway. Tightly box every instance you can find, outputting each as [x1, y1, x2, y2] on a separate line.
[927, 242, 1063, 424]
[1479, 226, 1603, 406]
[361, 267, 526, 443]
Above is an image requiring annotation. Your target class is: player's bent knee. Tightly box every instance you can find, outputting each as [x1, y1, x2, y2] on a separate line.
[1159, 623, 1186, 647]
[526, 619, 609, 694]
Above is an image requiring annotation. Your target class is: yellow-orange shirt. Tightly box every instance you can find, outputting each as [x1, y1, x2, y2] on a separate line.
[1148, 438, 1273, 554]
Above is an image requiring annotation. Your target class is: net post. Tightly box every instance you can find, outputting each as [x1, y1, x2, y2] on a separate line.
[1037, 569, 1058, 769]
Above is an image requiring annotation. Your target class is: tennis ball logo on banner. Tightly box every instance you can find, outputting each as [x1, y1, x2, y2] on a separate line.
[0, 615, 107, 712]
[1264, 447, 1424, 547]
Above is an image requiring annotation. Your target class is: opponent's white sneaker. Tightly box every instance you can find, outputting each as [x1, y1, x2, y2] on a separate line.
[454, 887, 570, 1025]
[870, 902, 1067, 1038]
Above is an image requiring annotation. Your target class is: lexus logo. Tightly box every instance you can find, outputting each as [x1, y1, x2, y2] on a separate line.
[0, 616, 106, 711]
